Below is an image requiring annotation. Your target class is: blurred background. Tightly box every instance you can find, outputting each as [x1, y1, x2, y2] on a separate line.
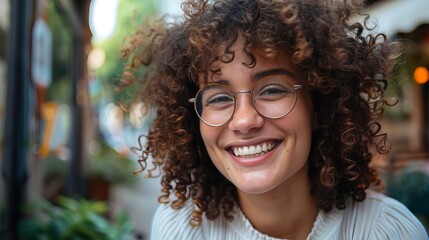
[0, 0, 428, 239]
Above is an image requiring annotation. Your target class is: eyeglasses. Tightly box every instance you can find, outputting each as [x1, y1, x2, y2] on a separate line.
[188, 76, 303, 126]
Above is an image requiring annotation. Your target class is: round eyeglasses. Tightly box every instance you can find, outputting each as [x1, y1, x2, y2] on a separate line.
[188, 76, 303, 126]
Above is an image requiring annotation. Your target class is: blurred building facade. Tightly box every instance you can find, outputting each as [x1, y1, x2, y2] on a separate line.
[0, 0, 92, 238]
[368, 0, 429, 227]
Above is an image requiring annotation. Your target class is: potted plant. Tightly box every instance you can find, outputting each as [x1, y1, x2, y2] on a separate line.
[18, 196, 134, 239]
[88, 140, 137, 200]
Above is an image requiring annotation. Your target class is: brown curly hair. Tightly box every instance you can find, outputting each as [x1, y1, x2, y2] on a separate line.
[121, 0, 402, 226]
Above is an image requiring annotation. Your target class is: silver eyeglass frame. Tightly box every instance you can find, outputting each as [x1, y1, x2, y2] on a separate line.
[188, 82, 303, 127]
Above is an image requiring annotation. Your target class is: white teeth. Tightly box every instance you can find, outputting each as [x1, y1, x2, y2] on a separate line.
[249, 146, 256, 155]
[243, 146, 249, 155]
[256, 145, 262, 153]
[233, 148, 239, 156]
[231, 142, 276, 157]
[262, 143, 268, 152]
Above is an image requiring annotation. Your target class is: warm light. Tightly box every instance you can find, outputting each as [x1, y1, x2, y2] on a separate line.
[413, 66, 429, 84]
[87, 47, 106, 70]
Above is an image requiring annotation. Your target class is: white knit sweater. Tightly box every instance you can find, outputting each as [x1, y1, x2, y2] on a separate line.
[151, 191, 428, 240]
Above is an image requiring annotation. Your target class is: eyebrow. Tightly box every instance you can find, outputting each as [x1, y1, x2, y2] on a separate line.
[210, 68, 296, 86]
[252, 68, 296, 81]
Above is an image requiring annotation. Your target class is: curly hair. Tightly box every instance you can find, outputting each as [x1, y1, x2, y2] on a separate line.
[121, 0, 402, 227]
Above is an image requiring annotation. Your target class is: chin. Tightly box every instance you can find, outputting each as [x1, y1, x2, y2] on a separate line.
[234, 180, 279, 195]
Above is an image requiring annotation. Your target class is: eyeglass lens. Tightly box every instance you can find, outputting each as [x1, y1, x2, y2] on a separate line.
[194, 76, 299, 126]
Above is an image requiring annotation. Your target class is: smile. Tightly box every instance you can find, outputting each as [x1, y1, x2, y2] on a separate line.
[230, 142, 278, 157]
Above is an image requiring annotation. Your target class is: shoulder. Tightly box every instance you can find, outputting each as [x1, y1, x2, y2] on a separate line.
[150, 201, 202, 240]
[341, 191, 428, 239]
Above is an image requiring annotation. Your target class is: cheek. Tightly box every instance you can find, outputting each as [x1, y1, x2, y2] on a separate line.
[200, 124, 220, 150]
[283, 99, 314, 151]
[199, 125, 227, 172]
[294, 94, 314, 134]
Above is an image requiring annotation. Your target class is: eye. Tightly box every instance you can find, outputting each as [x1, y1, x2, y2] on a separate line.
[261, 85, 288, 95]
[257, 84, 293, 100]
[205, 93, 234, 107]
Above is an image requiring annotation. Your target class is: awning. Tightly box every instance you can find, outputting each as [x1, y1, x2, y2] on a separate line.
[365, 0, 429, 36]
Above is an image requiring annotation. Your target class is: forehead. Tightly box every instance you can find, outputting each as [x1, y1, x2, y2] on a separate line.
[200, 41, 301, 85]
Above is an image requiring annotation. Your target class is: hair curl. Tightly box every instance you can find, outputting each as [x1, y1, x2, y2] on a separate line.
[122, 0, 402, 226]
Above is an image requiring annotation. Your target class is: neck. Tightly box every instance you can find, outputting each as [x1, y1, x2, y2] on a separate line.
[237, 167, 318, 239]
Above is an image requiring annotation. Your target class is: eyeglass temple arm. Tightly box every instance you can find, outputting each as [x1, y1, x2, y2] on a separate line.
[188, 98, 196, 103]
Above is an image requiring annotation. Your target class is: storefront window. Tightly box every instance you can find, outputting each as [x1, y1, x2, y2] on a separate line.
[26, 0, 73, 203]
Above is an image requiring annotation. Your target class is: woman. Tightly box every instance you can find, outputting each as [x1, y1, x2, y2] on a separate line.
[123, 0, 428, 239]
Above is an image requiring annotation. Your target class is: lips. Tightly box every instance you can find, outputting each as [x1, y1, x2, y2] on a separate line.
[228, 141, 278, 157]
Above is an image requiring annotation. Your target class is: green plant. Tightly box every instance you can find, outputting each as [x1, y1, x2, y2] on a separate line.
[18, 196, 134, 240]
[387, 166, 429, 230]
[89, 140, 136, 186]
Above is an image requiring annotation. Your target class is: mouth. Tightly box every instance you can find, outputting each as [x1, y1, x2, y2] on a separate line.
[227, 141, 280, 158]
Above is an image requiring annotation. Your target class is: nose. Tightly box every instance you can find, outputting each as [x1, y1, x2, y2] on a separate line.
[228, 92, 264, 134]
